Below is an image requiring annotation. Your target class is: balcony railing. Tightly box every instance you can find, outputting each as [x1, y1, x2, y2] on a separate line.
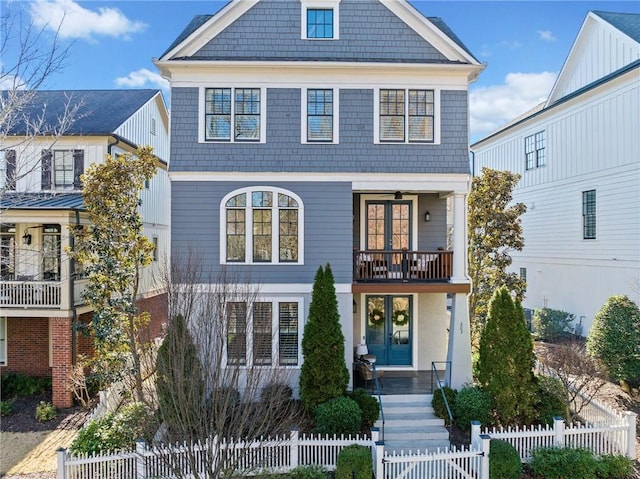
[0, 280, 62, 308]
[354, 249, 452, 282]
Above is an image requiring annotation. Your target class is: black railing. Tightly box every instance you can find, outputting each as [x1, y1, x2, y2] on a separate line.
[431, 361, 453, 440]
[353, 249, 452, 282]
[371, 361, 384, 442]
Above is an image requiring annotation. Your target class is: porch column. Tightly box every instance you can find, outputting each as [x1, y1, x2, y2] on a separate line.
[51, 316, 73, 408]
[446, 293, 473, 389]
[450, 192, 467, 283]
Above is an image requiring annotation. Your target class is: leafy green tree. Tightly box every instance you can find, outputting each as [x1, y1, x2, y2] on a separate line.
[70, 147, 157, 401]
[468, 167, 527, 344]
[477, 287, 537, 425]
[300, 264, 349, 411]
[587, 295, 640, 387]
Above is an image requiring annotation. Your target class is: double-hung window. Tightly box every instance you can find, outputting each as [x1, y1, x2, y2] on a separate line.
[225, 299, 301, 367]
[525, 131, 546, 169]
[41, 149, 84, 190]
[582, 190, 596, 240]
[222, 187, 303, 264]
[204, 88, 263, 142]
[377, 89, 436, 143]
[303, 88, 337, 143]
[43, 224, 61, 281]
[1, 150, 16, 190]
[301, 1, 339, 39]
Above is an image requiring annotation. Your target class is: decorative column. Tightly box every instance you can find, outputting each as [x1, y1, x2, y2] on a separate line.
[51, 316, 73, 408]
[450, 192, 467, 283]
[446, 293, 473, 389]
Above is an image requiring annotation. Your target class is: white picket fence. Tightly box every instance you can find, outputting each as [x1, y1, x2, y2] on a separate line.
[471, 411, 637, 463]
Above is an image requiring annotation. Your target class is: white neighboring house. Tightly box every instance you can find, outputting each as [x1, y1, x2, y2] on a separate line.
[471, 11, 640, 336]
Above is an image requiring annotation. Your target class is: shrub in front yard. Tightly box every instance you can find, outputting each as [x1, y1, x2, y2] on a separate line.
[432, 386, 457, 426]
[335, 444, 372, 479]
[489, 439, 521, 479]
[587, 295, 640, 387]
[314, 396, 361, 435]
[1, 372, 51, 399]
[535, 376, 566, 425]
[35, 401, 56, 422]
[289, 465, 330, 479]
[0, 400, 13, 416]
[347, 388, 379, 428]
[595, 454, 634, 479]
[533, 307, 575, 342]
[529, 447, 597, 479]
[453, 386, 493, 431]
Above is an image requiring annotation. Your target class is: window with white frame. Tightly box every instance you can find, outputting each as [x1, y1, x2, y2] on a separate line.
[204, 88, 262, 142]
[1, 150, 16, 190]
[41, 149, 84, 190]
[226, 300, 301, 367]
[301, 1, 339, 39]
[582, 190, 596, 240]
[376, 89, 436, 143]
[222, 187, 303, 264]
[303, 88, 337, 143]
[525, 131, 545, 170]
[42, 224, 61, 281]
[0, 317, 6, 366]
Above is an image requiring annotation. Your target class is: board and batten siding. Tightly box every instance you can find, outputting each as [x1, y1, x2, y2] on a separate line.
[169, 87, 470, 174]
[115, 95, 170, 163]
[171, 181, 353, 285]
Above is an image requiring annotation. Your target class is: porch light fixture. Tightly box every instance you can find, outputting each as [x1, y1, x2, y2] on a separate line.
[394, 191, 402, 200]
[22, 231, 32, 245]
[424, 211, 431, 222]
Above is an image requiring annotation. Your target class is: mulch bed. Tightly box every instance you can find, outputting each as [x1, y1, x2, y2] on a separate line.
[1, 393, 91, 433]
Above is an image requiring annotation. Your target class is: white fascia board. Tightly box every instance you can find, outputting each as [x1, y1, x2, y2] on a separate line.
[159, 0, 259, 61]
[170, 171, 471, 194]
[176, 283, 352, 294]
[157, 60, 480, 88]
[384, 0, 482, 66]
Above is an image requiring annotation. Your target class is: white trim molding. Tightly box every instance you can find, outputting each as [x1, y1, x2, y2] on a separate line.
[300, 87, 340, 144]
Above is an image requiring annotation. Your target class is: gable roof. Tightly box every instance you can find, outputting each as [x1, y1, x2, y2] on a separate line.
[3, 89, 161, 136]
[593, 10, 640, 42]
[158, 0, 480, 66]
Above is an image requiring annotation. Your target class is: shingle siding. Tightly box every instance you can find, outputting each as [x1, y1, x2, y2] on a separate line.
[192, 0, 448, 63]
[169, 88, 470, 174]
[171, 181, 353, 284]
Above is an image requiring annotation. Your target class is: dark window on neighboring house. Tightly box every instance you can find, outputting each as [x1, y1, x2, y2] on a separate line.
[307, 8, 333, 38]
[582, 190, 596, 239]
[42, 224, 61, 281]
[152, 236, 158, 261]
[525, 131, 545, 169]
[204, 88, 261, 142]
[307, 89, 333, 142]
[41, 150, 84, 190]
[520, 267, 527, 292]
[1, 150, 16, 190]
[1, 224, 16, 280]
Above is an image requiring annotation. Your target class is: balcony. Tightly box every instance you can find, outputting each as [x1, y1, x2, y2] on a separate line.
[0, 280, 62, 308]
[354, 249, 452, 283]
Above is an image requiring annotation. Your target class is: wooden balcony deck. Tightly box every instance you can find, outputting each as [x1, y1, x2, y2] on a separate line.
[354, 249, 452, 282]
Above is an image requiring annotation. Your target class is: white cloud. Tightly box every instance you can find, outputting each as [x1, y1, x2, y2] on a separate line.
[537, 30, 557, 42]
[29, 0, 146, 40]
[115, 68, 169, 92]
[470, 71, 557, 140]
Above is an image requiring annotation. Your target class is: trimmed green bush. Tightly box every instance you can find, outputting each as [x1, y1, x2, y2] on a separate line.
[70, 401, 154, 454]
[587, 295, 640, 387]
[347, 388, 379, 428]
[489, 439, 521, 479]
[335, 444, 372, 479]
[536, 376, 566, 425]
[289, 464, 330, 479]
[261, 383, 293, 402]
[35, 401, 56, 422]
[529, 447, 597, 479]
[300, 264, 349, 412]
[1, 372, 51, 399]
[595, 454, 634, 479]
[453, 386, 493, 431]
[432, 386, 457, 426]
[314, 397, 361, 436]
[0, 400, 13, 416]
[533, 308, 575, 342]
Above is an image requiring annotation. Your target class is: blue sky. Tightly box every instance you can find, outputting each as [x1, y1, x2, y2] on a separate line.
[3, 0, 638, 141]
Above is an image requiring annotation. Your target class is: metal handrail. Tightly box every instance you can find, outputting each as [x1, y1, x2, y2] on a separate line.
[371, 361, 384, 442]
[431, 361, 453, 437]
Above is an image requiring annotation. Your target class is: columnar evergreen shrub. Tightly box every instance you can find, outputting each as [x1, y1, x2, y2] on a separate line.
[533, 308, 575, 342]
[453, 386, 493, 431]
[300, 264, 349, 411]
[489, 439, 522, 479]
[335, 444, 372, 479]
[477, 287, 538, 425]
[314, 396, 361, 435]
[587, 295, 640, 387]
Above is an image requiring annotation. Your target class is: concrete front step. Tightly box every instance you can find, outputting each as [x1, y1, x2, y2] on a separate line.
[383, 426, 450, 440]
[380, 415, 444, 427]
[379, 393, 433, 403]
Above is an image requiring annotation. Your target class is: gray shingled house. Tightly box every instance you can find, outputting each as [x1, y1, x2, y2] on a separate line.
[155, 0, 484, 397]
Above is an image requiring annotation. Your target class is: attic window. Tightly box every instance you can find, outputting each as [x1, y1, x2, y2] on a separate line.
[301, 1, 340, 40]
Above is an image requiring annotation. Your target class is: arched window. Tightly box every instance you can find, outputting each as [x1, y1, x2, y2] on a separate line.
[221, 187, 303, 264]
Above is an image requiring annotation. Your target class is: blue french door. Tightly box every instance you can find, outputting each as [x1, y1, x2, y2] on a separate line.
[365, 295, 412, 366]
